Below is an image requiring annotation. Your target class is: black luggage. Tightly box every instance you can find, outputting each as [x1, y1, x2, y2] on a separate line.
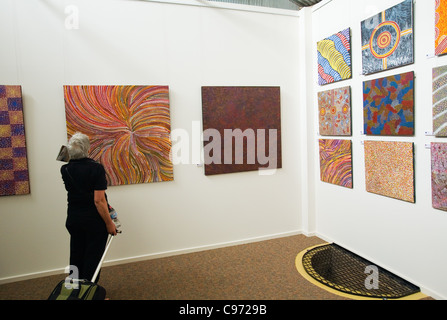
[48, 278, 106, 300]
[48, 235, 114, 300]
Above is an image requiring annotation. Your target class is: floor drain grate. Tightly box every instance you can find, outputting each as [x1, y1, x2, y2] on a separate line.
[301, 243, 420, 299]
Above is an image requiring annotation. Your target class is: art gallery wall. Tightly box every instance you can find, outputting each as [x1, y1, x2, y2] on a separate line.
[0, 0, 305, 281]
[3, 0, 444, 301]
[312, 0, 447, 299]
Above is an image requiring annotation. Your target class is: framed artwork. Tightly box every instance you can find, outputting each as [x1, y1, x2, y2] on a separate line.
[0, 85, 30, 196]
[64, 85, 173, 186]
[361, 0, 414, 75]
[364, 140, 414, 203]
[201, 86, 282, 176]
[363, 71, 414, 136]
[431, 142, 447, 211]
[433, 65, 447, 136]
[317, 28, 352, 85]
[318, 86, 351, 136]
[318, 139, 353, 188]
[435, 0, 447, 56]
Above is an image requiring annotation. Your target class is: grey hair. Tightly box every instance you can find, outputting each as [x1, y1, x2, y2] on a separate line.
[67, 132, 90, 160]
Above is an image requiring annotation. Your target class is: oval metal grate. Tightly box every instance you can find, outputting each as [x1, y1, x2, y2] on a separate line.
[301, 244, 420, 299]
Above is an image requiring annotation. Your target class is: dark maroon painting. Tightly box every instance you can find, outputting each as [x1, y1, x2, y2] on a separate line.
[201, 86, 282, 176]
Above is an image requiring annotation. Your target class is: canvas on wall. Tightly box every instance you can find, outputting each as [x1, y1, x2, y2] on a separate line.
[435, 0, 447, 56]
[433, 65, 447, 136]
[318, 86, 351, 136]
[201, 86, 282, 176]
[0, 85, 30, 196]
[64, 85, 173, 186]
[364, 140, 414, 203]
[318, 139, 352, 188]
[317, 28, 352, 85]
[361, 0, 413, 75]
[431, 142, 447, 211]
[363, 71, 414, 136]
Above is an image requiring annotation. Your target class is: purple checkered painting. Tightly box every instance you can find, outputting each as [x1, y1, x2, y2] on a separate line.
[0, 85, 30, 196]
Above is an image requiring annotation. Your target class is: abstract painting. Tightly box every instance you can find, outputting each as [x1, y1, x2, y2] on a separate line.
[435, 0, 447, 56]
[363, 71, 414, 136]
[433, 65, 447, 136]
[364, 140, 414, 203]
[201, 86, 282, 176]
[317, 28, 352, 85]
[361, 0, 413, 75]
[64, 85, 173, 186]
[318, 86, 351, 136]
[318, 139, 352, 188]
[0, 85, 30, 196]
[431, 142, 447, 211]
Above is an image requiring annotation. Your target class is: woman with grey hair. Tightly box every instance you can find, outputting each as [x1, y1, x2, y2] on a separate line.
[61, 132, 117, 285]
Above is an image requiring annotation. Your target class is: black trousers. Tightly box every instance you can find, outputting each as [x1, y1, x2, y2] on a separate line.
[66, 218, 108, 283]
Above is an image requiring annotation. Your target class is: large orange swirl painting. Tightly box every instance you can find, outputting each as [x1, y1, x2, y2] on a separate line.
[64, 85, 173, 186]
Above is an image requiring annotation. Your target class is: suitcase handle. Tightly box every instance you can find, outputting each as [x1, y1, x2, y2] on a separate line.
[91, 234, 115, 283]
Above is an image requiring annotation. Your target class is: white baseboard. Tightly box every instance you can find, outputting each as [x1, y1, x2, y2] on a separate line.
[301, 231, 317, 237]
[0, 230, 303, 285]
[102, 230, 303, 268]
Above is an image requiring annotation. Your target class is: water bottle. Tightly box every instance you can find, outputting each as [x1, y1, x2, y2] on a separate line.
[109, 207, 117, 219]
[109, 206, 121, 229]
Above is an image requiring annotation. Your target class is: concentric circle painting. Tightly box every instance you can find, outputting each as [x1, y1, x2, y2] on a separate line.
[361, 0, 413, 75]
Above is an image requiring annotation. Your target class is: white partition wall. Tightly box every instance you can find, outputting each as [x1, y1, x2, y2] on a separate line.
[0, 0, 302, 282]
[312, 0, 447, 299]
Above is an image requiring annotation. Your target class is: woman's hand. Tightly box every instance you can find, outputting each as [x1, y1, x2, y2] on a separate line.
[106, 221, 118, 236]
[94, 190, 117, 236]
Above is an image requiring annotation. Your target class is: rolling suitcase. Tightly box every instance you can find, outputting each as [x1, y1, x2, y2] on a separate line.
[48, 234, 114, 300]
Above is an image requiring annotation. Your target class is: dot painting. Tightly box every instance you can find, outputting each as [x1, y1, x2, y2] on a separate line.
[435, 0, 447, 56]
[318, 86, 351, 136]
[363, 71, 414, 136]
[433, 65, 447, 136]
[361, 0, 414, 75]
[0, 85, 30, 196]
[201, 86, 282, 176]
[431, 142, 447, 211]
[317, 28, 352, 85]
[364, 140, 414, 203]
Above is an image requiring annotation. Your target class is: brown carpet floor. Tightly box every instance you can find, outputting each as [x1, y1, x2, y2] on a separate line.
[0, 234, 434, 300]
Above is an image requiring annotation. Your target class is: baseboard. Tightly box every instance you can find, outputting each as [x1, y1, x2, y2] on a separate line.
[301, 231, 317, 237]
[0, 268, 70, 285]
[0, 230, 303, 285]
[314, 232, 446, 300]
[420, 288, 446, 301]
[102, 230, 304, 268]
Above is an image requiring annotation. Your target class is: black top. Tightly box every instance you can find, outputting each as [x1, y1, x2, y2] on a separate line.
[61, 158, 108, 223]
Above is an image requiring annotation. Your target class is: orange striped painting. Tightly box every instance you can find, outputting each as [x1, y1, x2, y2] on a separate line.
[64, 85, 173, 186]
[436, 0, 447, 56]
[319, 139, 352, 188]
